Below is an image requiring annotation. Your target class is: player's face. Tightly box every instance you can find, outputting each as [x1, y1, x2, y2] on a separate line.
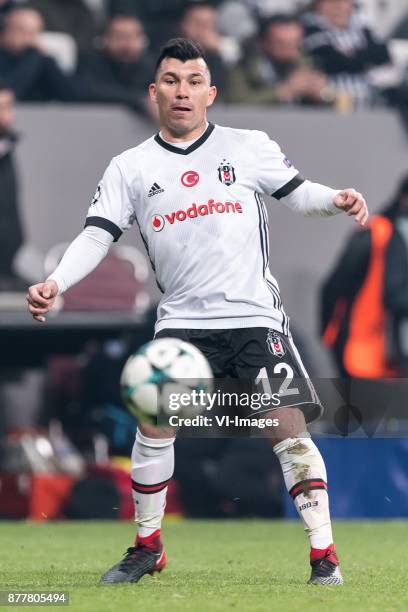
[149, 58, 217, 139]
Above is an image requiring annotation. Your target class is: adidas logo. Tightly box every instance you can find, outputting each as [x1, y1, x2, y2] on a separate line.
[148, 182, 164, 197]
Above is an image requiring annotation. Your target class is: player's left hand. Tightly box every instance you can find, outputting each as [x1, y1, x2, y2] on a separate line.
[333, 188, 369, 227]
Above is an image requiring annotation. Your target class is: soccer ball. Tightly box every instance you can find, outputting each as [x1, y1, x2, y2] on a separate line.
[120, 338, 213, 425]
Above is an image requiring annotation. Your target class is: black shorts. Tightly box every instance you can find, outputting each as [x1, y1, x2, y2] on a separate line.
[155, 327, 323, 424]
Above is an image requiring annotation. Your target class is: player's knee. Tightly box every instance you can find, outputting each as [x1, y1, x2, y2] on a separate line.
[264, 406, 307, 444]
[134, 428, 175, 458]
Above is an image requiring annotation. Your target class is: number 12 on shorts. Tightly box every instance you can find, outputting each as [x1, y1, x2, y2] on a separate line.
[255, 364, 300, 397]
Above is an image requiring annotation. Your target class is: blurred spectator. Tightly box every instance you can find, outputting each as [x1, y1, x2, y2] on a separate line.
[108, 1, 225, 49]
[0, 7, 78, 101]
[384, 68, 408, 129]
[26, 0, 98, 53]
[380, 14, 408, 123]
[108, 1, 174, 52]
[0, 81, 24, 289]
[302, 0, 391, 108]
[384, 175, 408, 377]
[320, 178, 408, 379]
[178, 2, 228, 90]
[75, 14, 154, 113]
[227, 14, 329, 105]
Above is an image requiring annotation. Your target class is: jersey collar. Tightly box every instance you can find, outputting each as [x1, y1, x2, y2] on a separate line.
[154, 122, 215, 155]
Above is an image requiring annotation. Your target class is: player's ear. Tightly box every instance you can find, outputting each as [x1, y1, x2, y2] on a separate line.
[206, 86, 217, 108]
[149, 82, 158, 103]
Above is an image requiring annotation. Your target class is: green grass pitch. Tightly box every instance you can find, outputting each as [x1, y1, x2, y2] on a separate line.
[0, 520, 407, 612]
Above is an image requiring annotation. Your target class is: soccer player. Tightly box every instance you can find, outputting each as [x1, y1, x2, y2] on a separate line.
[27, 38, 368, 586]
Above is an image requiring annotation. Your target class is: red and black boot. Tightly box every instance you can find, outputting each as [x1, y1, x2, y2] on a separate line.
[100, 530, 166, 585]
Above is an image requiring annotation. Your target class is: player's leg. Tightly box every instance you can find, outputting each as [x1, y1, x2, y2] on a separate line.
[234, 328, 342, 585]
[100, 421, 175, 585]
[102, 328, 223, 585]
[130, 328, 226, 561]
[131, 421, 175, 539]
[264, 406, 342, 584]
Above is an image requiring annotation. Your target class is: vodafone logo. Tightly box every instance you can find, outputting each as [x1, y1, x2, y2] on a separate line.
[152, 200, 243, 232]
[181, 171, 199, 187]
[152, 214, 165, 232]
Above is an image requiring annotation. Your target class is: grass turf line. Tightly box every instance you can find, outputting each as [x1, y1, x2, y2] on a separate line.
[0, 520, 407, 612]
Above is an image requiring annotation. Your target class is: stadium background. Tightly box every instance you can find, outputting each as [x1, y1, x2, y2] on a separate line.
[1, 0, 407, 532]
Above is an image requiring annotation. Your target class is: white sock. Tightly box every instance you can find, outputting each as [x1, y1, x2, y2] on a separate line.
[273, 434, 333, 550]
[131, 429, 175, 538]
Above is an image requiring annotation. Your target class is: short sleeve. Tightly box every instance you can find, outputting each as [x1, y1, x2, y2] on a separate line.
[254, 131, 305, 199]
[84, 158, 135, 242]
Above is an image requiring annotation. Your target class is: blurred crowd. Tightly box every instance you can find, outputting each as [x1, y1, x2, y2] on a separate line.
[0, 0, 407, 114]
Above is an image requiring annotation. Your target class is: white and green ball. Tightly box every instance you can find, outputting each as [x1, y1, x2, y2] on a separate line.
[120, 338, 213, 425]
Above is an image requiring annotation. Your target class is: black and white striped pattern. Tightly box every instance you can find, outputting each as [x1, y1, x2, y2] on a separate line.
[302, 13, 380, 107]
[254, 192, 290, 335]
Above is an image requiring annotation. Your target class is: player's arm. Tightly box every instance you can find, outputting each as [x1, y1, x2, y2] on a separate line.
[281, 180, 369, 226]
[26, 226, 113, 322]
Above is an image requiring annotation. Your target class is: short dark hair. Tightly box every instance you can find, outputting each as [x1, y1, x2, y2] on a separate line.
[259, 14, 303, 39]
[155, 37, 207, 75]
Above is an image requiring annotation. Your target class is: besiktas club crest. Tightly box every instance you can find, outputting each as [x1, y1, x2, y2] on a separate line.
[267, 330, 286, 358]
[218, 160, 236, 186]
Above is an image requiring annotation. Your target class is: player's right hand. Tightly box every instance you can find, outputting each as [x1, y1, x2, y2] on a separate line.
[26, 280, 59, 323]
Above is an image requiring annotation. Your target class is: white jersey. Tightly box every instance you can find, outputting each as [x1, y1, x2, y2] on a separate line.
[85, 123, 313, 333]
